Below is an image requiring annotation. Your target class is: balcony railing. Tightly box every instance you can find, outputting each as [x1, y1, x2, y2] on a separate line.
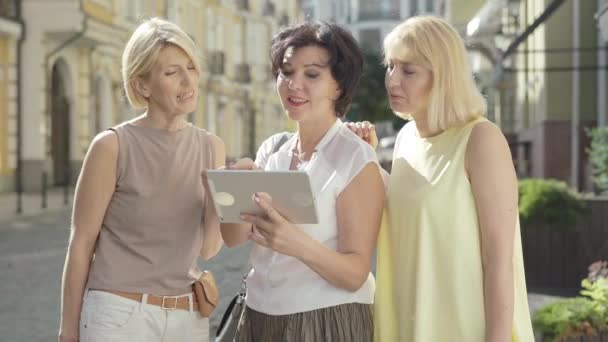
[234, 63, 251, 83]
[208, 51, 225, 75]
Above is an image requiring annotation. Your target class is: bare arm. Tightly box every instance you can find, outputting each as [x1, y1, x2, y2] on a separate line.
[218, 158, 257, 247]
[59, 131, 118, 342]
[199, 134, 226, 260]
[466, 122, 517, 342]
[244, 163, 384, 291]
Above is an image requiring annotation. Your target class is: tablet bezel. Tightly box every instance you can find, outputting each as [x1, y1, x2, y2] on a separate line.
[205, 170, 318, 224]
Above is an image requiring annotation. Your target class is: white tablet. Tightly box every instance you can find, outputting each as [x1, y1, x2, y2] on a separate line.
[205, 170, 318, 224]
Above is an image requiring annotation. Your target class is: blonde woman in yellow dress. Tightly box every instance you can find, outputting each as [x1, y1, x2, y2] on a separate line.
[350, 16, 534, 342]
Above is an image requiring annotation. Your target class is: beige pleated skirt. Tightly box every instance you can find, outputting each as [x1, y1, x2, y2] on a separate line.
[236, 303, 373, 342]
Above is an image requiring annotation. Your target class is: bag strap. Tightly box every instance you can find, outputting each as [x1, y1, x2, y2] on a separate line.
[239, 271, 249, 295]
[272, 132, 294, 154]
[236, 132, 294, 291]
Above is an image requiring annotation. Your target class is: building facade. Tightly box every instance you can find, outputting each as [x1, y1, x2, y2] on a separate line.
[457, 0, 607, 192]
[0, 0, 300, 193]
[301, 0, 442, 51]
[0, 0, 20, 192]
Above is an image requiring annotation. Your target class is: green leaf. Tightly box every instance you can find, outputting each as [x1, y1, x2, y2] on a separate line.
[586, 127, 608, 194]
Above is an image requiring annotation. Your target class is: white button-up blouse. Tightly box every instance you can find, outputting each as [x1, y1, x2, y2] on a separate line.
[246, 119, 379, 315]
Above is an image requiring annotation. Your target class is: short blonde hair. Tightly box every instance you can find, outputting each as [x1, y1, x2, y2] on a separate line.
[122, 18, 201, 109]
[383, 16, 486, 131]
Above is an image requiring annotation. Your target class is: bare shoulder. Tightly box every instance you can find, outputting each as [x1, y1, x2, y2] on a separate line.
[88, 129, 118, 157]
[470, 120, 505, 143]
[207, 133, 225, 149]
[77, 130, 119, 187]
[468, 121, 508, 153]
[466, 120, 512, 171]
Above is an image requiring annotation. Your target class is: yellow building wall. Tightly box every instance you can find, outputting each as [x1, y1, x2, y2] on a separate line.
[0, 37, 8, 175]
[78, 48, 91, 156]
[83, 0, 115, 24]
[448, 0, 486, 28]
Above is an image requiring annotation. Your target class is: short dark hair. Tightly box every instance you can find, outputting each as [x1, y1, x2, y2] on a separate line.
[270, 22, 364, 117]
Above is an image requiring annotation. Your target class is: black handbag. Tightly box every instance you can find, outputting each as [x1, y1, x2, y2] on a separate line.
[215, 272, 248, 342]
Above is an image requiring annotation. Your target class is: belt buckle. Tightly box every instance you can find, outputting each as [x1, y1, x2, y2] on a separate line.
[161, 296, 178, 310]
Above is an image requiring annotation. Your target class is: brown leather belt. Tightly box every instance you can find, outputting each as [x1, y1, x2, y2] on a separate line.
[96, 289, 199, 311]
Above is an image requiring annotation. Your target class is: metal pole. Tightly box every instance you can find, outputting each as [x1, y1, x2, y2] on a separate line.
[599, 0, 607, 127]
[41, 172, 47, 209]
[571, 0, 580, 190]
[15, 0, 24, 214]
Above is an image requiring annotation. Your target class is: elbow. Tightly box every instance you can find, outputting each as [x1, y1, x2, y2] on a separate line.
[343, 270, 370, 292]
[219, 224, 250, 248]
[67, 229, 98, 257]
[220, 234, 244, 248]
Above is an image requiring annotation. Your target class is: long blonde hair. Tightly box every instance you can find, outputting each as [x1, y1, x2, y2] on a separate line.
[383, 16, 486, 131]
[121, 18, 201, 109]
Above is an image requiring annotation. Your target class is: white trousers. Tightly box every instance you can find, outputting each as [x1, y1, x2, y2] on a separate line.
[79, 290, 209, 342]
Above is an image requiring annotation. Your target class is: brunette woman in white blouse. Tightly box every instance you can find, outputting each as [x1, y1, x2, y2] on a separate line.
[219, 22, 384, 341]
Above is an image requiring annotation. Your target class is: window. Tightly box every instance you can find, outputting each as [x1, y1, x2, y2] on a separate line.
[359, 0, 400, 20]
[234, 22, 243, 64]
[410, 0, 418, 16]
[359, 29, 382, 51]
[425, 0, 434, 13]
[167, 1, 179, 22]
[125, 0, 143, 21]
[0, 0, 16, 18]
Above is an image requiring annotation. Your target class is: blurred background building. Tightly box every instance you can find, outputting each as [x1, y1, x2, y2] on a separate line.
[0, 0, 302, 194]
[300, 0, 443, 50]
[301, 0, 608, 193]
[2, 0, 606, 197]
[461, 0, 607, 192]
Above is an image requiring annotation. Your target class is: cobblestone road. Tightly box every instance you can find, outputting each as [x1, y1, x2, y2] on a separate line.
[0, 208, 562, 341]
[0, 209, 251, 341]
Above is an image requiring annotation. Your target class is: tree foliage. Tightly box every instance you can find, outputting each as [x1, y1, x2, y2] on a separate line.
[347, 49, 406, 131]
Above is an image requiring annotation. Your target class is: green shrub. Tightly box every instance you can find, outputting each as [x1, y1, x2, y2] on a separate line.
[518, 179, 588, 230]
[587, 127, 608, 194]
[533, 264, 608, 340]
[533, 297, 596, 340]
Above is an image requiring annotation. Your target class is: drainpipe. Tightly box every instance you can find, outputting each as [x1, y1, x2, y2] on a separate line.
[15, 0, 25, 213]
[43, 0, 87, 187]
[598, 0, 607, 127]
[493, 0, 567, 180]
[571, 0, 580, 190]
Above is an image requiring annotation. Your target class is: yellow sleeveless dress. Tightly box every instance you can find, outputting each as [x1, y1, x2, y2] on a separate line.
[374, 118, 534, 342]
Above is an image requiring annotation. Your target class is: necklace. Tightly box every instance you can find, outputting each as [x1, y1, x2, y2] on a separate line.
[291, 141, 314, 170]
[293, 149, 310, 170]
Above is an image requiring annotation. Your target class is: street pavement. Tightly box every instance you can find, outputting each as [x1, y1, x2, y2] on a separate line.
[0, 206, 564, 341]
[0, 207, 251, 342]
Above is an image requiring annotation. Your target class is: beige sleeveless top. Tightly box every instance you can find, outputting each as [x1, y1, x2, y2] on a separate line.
[87, 122, 214, 295]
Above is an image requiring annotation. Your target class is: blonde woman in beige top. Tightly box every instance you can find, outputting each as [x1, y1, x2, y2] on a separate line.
[58, 18, 225, 342]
